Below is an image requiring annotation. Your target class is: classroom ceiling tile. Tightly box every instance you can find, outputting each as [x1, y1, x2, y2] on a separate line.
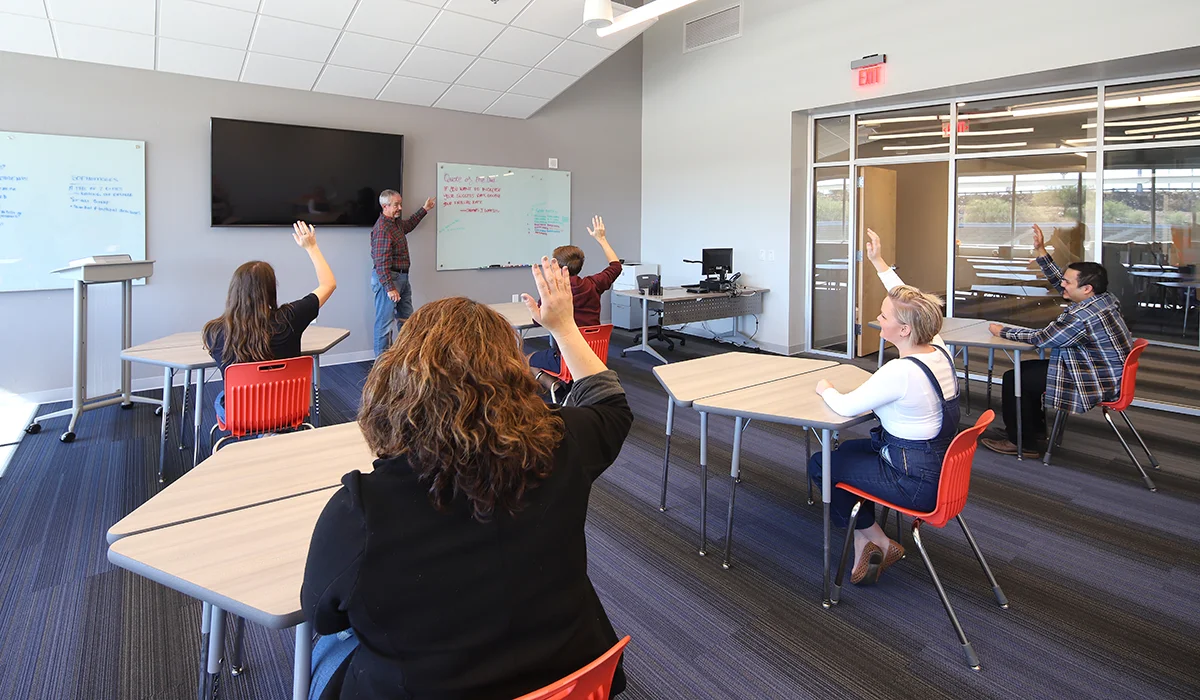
[434, 84, 502, 114]
[158, 0, 255, 51]
[480, 26, 560, 67]
[418, 10, 505, 56]
[194, 0, 259, 10]
[259, 0, 358, 29]
[328, 32, 412, 74]
[0, 12, 55, 57]
[240, 52, 322, 91]
[0, 0, 45, 18]
[45, 0, 154, 35]
[251, 15, 341, 63]
[396, 45, 473, 83]
[442, 0, 533, 25]
[52, 21, 155, 69]
[456, 58, 529, 93]
[378, 75, 450, 107]
[407, 0, 447, 6]
[536, 40, 610, 77]
[314, 65, 391, 100]
[347, 0, 439, 44]
[508, 68, 575, 100]
[485, 93, 548, 120]
[157, 37, 245, 81]
[511, 0, 586, 38]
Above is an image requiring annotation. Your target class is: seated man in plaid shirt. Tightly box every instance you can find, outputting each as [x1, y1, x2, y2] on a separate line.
[981, 224, 1133, 457]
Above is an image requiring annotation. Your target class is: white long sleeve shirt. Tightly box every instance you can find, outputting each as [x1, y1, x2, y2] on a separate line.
[819, 268, 957, 440]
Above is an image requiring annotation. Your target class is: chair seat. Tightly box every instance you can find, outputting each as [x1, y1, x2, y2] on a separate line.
[834, 483, 939, 523]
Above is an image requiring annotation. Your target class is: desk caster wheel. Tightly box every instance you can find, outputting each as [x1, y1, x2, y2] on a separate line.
[155, 406, 163, 416]
[620, 350, 626, 358]
[120, 402, 134, 410]
[60, 432, 76, 443]
[25, 423, 41, 435]
[680, 338, 686, 346]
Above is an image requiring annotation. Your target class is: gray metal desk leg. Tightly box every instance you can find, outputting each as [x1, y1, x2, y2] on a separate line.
[158, 367, 174, 483]
[623, 297, 667, 364]
[721, 416, 743, 570]
[1014, 351, 1023, 461]
[180, 369, 192, 450]
[294, 622, 312, 700]
[822, 428, 834, 608]
[877, 334, 885, 369]
[197, 602, 211, 700]
[121, 279, 133, 407]
[192, 369, 205, 468]
[986, 349, 995, 409]
[659, 400, 674, 512]
[963, 347, 971, 415]
[312, 357, 321, 427]
[699, 411, 708, 556]
[206, 606, 226, 700]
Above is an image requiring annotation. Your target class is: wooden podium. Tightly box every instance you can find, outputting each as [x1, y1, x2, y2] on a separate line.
[27, 257, 157, 442]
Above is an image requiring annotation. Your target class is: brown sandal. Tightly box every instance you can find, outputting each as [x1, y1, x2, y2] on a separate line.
[881, 539, 905, 572]
[850, 542, 884, 585]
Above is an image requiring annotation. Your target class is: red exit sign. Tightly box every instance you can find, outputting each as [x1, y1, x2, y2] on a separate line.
[851, 54, 887, 89]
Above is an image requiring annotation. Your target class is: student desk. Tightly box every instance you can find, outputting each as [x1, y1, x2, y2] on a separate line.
[613, 286, 768, 364]
[871, 317, 987, 369]
[693, 363, 874, 607]
[652, 353, 837, 554]
[1155, 279, 1200, 346]
[121, 327, 349, 481]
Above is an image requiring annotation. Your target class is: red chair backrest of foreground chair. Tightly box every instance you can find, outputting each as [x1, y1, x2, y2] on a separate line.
[513, 636, 631, 700]
[544, 324, 614, 385]
[218, 356, 313, 438]
[924, 409, 995, 527]
[1103, 337, 1148, 412]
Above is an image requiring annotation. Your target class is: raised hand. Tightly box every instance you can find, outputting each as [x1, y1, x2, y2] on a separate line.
[1032, 223, 1046, 255]
[865, 228, 882, 262]
[292, 221, 317, 249]
[587, 215, 606, 240]
[522, 256, 575, 335]
[423, 197, 436, 211]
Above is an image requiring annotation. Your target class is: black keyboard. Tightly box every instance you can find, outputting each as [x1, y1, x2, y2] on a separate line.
[681, 283, 701, 289]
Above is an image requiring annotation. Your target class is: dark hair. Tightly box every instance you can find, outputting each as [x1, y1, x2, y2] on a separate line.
[202, 261, 279, 364]
[552, 245, 585, 276]
[1067, 261, 1108, 295]
[357, 297, 564, 523]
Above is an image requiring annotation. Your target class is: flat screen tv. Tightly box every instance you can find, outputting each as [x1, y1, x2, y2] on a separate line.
[210, 118, 403, 227]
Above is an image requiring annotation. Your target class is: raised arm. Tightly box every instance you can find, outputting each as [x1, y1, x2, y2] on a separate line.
[1031, 224, 1066, 293]
[400, 197, 435, 234]
[293, 221, 337, 306]
[589, 215, 619, 264]
[523, 256, 608, 381]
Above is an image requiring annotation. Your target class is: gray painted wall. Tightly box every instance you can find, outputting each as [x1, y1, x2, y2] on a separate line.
[0, 43, 641, 399]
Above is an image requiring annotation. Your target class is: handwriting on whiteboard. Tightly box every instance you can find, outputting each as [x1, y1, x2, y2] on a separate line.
[441, 172, 504, 215]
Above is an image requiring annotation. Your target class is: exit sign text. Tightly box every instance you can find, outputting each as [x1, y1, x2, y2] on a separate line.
[858, 65, 883, 86]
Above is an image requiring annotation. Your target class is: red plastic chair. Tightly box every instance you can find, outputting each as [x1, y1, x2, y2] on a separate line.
[833, 411, 1007, 670]
[539, 324, 613, 403]
[513, 636, 631, 700]
[1042, 338, 1158, 491]
[209, 356, 314, 453]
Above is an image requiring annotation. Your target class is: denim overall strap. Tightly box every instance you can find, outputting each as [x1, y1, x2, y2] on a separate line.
[884, 345, 961, 450]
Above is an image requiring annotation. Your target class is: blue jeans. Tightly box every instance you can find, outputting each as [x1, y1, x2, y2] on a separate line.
[529, 347, 561, 374]
[371, 271, 412, 356]
[310, 630, 358, 700]
[808, 433, 942, 530]
[214, 391, 225, 424]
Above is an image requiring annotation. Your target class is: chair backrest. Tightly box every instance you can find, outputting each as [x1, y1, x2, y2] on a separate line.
[222, 356, 313, 437]
[553, 324, 613, 384]
[513, 636, 630, 700]
[1104, 337, 1148, 411]
[926, 410, 994, 528]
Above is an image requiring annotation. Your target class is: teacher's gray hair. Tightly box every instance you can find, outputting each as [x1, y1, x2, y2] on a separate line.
[379, 189, 401, 207]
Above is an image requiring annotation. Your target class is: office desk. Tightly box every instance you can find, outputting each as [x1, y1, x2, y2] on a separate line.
[652, 354, 837, 552]
[487, 301, 536, 332]
[613, 286, 768, 364]
[693, 364, 874, 607]
[121, 327, 349, 481]
[871, 317, 988, 369]
[970, 285, 1058, 298]
[1155, 280, 1200, 346]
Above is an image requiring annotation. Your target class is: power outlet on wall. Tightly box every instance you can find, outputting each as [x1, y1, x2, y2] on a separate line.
[767, 250, 776, 262]
[759, 249, 766, 261]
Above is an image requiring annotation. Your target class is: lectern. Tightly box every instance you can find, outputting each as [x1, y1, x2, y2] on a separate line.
[27, 257, 157, 442]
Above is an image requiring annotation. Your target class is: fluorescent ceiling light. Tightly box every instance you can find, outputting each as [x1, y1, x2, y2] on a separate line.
[881, 143, 948, 151]
[1152, 130, 1200, 140]
[956, 109, 1017, 120]
[1082, 116, 1190, 129]
[958, 142, 1028, 150]
[1126, 121, 1200, 135]
[867, 131, 944, 140]
[958, 128, 1035, 136]
[597, 0, 701, 37]
[1009, 102, 1096, 117]
[858, 115, 943, 126]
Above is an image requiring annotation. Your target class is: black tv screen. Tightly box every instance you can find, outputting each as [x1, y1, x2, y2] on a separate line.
[210, 118, 403, 227]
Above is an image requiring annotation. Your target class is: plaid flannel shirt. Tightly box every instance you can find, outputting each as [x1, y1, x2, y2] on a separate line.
[1000, 255, 1132, 414]
[370, 208, 427, 294]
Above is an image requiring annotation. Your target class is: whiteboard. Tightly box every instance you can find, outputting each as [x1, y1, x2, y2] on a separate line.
[436, 162, 570, 271]
[0, 131, 147, 292]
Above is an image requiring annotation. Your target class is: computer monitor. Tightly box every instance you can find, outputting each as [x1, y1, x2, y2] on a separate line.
[702, 248, 733, 276]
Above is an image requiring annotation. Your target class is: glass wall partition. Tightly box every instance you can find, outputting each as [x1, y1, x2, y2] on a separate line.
[812, 166, 852, 353]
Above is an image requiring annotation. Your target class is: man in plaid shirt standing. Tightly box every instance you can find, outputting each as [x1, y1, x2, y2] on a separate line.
[981, 224, 1133, 457]
[371, 189, 435, 356]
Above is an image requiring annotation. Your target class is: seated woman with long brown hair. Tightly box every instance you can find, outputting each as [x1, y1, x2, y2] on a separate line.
[301, 257, 634, 699]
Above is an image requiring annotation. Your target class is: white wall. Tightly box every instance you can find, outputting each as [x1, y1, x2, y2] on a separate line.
[0, 44, 642, 399]
[641, 0, 1200, 354]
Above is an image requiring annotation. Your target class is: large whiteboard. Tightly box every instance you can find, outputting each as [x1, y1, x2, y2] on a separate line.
[436, 162, 570, 271]
[0, 131, 146, 292]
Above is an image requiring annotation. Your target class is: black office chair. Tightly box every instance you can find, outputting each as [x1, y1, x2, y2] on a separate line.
[632, 309, 687, 351]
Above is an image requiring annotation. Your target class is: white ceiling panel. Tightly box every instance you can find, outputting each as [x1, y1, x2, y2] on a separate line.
[396, 45, 473, 83]
[0, 12, 54, 56]
[378, 75, 449, 107]
[52, 21, 154, 69]
[157, 37, 245, 81]
[241, 52, 322, 90]
[419, 10, 505, 56]
[314, 65, 391, 100]
[434, 84, 501, 114]
[480, 26, 560, 67]
[511, 0, 585, 38]
[45, 0, 154, 35]
[195, 0, 259, 10]
[347, 0, 439, 44]
[259, 0, 358, 29]
[457, 58, 529, 93]
[537, 40, 609, 77]
[485, 93, 548, 119]
[329, 32, 412, 74]
[251, 15, 341, 63]
[407, 0, 447, 6]
[0, 1, 45, 17]
[509, 68, 574, 100]
[158, 0, 255, 50]
[442, 0, 533, 25]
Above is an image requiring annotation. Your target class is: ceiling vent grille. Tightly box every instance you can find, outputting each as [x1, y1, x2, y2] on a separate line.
[683, 5, 742, 53]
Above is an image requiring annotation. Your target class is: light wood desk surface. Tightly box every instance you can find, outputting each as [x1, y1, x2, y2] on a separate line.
[653, 354, 836, 406]
[487, 301, 536, 329]
[941, 322, 1036, 351]
[693, 364, 875, 431]
[107, 422, 372, 543]
[109, 488, 336, 628]
[120, 327, 350, 369]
